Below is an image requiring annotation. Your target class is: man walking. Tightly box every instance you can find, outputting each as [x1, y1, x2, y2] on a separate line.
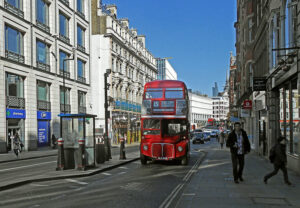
[264, 137, 291, 185]
[226, 122, 251, 183]
[219, 131, 225, 149]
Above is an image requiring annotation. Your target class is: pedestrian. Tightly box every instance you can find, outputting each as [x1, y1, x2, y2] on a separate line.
[226, 122, 251, 184]
[263, 136, 292, 185]
[13, 133, 21, 157]
[219, 131, 225, 149]
[52, 134, 57, 149]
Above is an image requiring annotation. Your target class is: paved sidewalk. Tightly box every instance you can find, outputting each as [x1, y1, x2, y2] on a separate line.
[0, 149, 140, 191]
[176, 144, 300, 208]
[0, 142, 140, 163]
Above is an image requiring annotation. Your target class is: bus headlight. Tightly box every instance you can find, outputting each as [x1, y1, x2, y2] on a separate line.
[143, 145, 148, 151]
[178, 146, 183, 152]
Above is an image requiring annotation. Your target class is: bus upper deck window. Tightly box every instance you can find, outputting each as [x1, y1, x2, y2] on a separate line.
[145, 88, 163, 99]
[165, 88, 184, 99]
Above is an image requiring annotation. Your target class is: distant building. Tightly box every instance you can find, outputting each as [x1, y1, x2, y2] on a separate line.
[212, 82, 219, 97]
[188, 91, 213, 128]
[156, 58, 177, 80]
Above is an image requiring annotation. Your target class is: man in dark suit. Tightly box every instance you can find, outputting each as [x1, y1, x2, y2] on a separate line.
[226, 122, 251, 183]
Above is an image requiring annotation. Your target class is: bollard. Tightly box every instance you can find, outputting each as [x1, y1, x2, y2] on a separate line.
[119, 137, 126, 160]
[56, 138, 65, 171]
[77, 138, 86, 170]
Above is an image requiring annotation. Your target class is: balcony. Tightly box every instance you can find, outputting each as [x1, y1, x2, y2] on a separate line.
[37, 100, 51, 111]
[37, 61, 50, 72]
[78, 106, 86, 114]
[60, 103, 71, 113]
[76, 10, 85, 19]
[4, 1, 24, 18]
[77, 44, 86, 53]
[36, 20, 50, 33]
[59, 34, 70, 44]
[6, 96, 25, 109]
[5, 50, 24, 63]
[60, 70, 70, 78]
[77, 76, 86, 83]
[59, 0, 69, 6]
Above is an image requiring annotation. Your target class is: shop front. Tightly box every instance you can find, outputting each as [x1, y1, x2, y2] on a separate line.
[37, 111, 51, 147]
[6, 108, 26, 151]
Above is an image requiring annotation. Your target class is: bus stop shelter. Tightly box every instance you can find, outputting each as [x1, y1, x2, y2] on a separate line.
[58, 113, 97, 168]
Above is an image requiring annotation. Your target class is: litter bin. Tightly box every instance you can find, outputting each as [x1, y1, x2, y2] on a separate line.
[95, 136, 105, 164]
[64, 147, 75, 169]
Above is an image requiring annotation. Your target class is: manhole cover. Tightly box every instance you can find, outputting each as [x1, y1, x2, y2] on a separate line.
[252, 197, 290, 206]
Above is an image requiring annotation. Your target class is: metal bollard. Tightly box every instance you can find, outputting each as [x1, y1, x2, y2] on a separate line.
[56, 138, 65, 171]
[119, 137, 126, 160]
[77, 138, 86, 170]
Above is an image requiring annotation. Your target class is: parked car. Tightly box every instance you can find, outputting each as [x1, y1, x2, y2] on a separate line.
[210, 130, 218, 138]
[192, 133, 205, 144]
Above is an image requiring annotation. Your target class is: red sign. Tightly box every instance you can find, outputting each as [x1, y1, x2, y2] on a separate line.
[243, 100, 252, 109]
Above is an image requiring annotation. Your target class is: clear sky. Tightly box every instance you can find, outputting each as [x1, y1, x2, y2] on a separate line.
[103, 0, 237, 96]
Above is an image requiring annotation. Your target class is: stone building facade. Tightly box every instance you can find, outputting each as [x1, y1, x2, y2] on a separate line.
[91, 1, 157, 144]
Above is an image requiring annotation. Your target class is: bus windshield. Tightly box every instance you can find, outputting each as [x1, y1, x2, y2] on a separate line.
[143, 119, 160, 135]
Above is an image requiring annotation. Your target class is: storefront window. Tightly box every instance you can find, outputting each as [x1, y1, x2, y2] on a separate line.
[279, 79, 298, 156]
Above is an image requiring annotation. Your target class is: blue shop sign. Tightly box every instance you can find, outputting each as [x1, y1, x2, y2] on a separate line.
[37, 111, 51, 120]
[6, 108, 26, 119]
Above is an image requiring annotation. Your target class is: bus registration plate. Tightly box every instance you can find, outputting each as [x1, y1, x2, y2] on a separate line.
[157, 157, 168, 160]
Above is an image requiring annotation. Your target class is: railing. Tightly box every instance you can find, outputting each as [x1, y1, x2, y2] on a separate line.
[36, 20, 50, 33]
[59, 0, 69, 6]
[77, 44, 86, 53]
[5, 50, 24, 63]
[60, 70, 70, 78]
[59, 33, 70, 44]
[60, 103, 71, 113]
[77, 76, 86, 83]
[78, 106, 86, 114]
[37, 100, 51, 111]
[37, 61, 50, 72]
[76, 10, 85, 19]
[6, 96, 25, 109]
[4, 1, 24, 18]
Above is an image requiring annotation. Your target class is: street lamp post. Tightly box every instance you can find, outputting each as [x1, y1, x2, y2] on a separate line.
[104, 69, 112, 160]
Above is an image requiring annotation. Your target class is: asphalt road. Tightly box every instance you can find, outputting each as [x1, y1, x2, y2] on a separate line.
[0, 145, 139, 187]
[0, 140, 215, 208]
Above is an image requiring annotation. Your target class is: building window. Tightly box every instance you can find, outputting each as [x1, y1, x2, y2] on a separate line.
[59, 12, 69, 43]
[77, 0, 84, 17]
[77, 25, 85, 52]
[60, 87, 71, 113]
[4, 0, 24, 17]
[78, 91, 86, 113]
[36, 40, 50, 71]
[5, 25, 24, 63]
[285, 0, 297, 48]
[59, 51, 70, 78]
[6, 73, 25, 109]
[36, 0, 49, 32]
[77, 59, 86, 83]
[37, 80, 51, 111]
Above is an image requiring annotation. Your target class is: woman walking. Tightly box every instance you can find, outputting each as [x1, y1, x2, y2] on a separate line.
[13, 133, 21, 157]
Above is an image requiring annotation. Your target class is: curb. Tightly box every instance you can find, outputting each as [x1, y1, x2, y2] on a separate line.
[0, 153, 57, 164]
[0, 157, 140, 192]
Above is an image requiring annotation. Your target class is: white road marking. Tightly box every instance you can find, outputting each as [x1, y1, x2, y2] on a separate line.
[0, 161, 56, 172]
[159, 183, 184, 208]
[101, 172, 112, 176]
[118, 166, 128, 169]
[118, 171, 127, 175]
[65, 179, 88, 185]
[30, 183, 50, 187]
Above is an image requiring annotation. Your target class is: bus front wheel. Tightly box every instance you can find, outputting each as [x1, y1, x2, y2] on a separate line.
[140, 153, 147, 165]
[181, 153, 189, 165]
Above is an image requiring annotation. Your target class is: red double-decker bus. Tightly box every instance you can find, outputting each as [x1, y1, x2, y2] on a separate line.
[140, 80, 190, 165]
